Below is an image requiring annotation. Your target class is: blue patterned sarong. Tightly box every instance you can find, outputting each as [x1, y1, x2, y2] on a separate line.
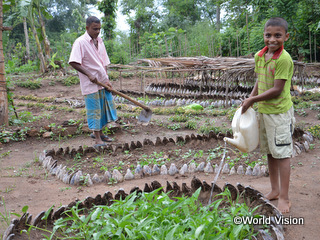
[84, 89, 117, 131]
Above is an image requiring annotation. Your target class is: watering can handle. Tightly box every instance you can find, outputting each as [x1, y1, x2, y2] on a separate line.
[235, 107, 243, 132]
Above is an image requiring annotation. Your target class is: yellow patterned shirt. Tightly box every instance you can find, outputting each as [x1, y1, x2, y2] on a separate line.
[254, 45, 293, 114]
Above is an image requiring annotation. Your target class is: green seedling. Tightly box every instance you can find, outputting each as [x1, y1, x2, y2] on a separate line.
[167, 123, 181, 131]
[41, 188, 261, 239]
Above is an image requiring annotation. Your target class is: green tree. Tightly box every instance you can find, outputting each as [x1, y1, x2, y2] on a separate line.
[161, 0, 202, 29]
[97, 0, 118, 40]
[121, 0, 161, 53]
[45, 0, 97, 34]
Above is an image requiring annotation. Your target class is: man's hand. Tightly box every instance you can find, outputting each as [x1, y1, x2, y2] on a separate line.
[105, 81, 112, 90]
[88, 75, 98, 84]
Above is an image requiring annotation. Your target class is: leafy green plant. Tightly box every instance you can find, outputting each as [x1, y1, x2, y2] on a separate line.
[0, 127, 31, 143]
[185, 120, 197, 129]
[199, 124, 221, 135]
[207, 108, 229, 117]
[153, 107, 177, 115]
[46, 188, 260, 239]
[14, 95, 56, 103]
[63, 75, 80, 86]
[103, 126, 114, 136]
[207, 146, 227, 161]
[167, 123, 181, 130]
[0, 150, 11, 159]
[138, 151, 169, 166]
[107, 70, 120, 80]
[49, 52, 60, 70]
[0, 199, 24, 230]
[5, 59, 38, 74]
[169, 114, 189, 122]
[182, 149, 204, 160]
[295, 108, 307, 117]
[308, 124, 320, 139]
[100, 166, 109, 171]
[19, 205, 54, 239]
[16, 79, 42, 89]
[175, 140, 185, 146]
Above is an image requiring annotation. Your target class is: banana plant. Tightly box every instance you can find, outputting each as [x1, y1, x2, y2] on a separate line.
[15, 0, 52, 73]
[0, 0, 15, 126]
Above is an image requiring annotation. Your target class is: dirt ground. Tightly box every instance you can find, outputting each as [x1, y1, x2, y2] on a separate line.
[0, 69, 320, 239]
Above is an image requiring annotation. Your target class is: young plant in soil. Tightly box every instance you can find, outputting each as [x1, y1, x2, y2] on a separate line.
[16, 188, 263, 239]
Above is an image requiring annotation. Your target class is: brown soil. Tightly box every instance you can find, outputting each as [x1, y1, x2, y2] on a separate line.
[1, 69, 320, 239]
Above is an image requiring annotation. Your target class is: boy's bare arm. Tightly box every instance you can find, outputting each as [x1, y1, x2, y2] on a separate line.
[250, 80, 259, 97]
[241, 79, 286, 114]
[241, 80, 258, 113]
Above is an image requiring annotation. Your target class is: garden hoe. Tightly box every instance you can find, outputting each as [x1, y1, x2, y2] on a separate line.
[96, 81, 152, 123]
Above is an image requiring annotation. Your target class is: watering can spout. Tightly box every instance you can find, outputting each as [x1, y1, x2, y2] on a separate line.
[224, 136, 236, 146]
[224, 134, 248, 153]
[224, 107, 259, 153]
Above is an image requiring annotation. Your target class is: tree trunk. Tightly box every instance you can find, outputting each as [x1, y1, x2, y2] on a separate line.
[23, 17, 30, 61]
[236, 30, 239, 57]
[0, 0, 8, 126]
[38, 9, 51, 61]
[314, 33, 317, 62]
[246, 11, 250, 52]
[165, 36, 169, 56]
[30, 14, 47, 72]
[309, 29, 312, 62]
[216, 3, 220, 32]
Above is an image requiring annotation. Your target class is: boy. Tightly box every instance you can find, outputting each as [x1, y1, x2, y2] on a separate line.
[69, 16, 117, 148]
[241, 17, 295, 213]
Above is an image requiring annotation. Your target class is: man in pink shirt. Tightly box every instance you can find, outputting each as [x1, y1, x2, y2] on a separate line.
[69, 16, 117, 148]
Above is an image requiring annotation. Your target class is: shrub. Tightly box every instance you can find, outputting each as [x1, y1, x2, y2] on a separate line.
[108, 71, 120, 80]
[185, 120, 197, 129]
[16, 79, 42, 89]
[308, 124, 320, 139]
[63, 75, 79, 86]
[169, 114, 189, 122]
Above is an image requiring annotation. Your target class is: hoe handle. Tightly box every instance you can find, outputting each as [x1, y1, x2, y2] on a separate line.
[96, 81, 151, 112]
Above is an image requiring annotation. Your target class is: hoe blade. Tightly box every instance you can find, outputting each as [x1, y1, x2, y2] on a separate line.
[138, 109, 152, 123]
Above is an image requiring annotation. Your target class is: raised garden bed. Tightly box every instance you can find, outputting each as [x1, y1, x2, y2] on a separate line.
[3, 177, 284, 240]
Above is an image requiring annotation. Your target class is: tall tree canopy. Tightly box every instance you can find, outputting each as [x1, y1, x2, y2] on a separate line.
[97, 0, 118, 40]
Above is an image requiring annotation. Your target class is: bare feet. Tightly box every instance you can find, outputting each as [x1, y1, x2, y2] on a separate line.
[264, 191, 279, 201]
[277, 199, 291, 214]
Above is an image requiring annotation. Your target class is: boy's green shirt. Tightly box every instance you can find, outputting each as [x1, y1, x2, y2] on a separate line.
[254, 45, 293, 114]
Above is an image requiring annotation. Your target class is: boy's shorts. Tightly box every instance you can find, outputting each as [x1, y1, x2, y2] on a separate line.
[259, 106, 295, 159]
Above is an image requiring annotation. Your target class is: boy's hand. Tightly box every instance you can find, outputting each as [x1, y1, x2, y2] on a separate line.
[241, 97, 254, 114]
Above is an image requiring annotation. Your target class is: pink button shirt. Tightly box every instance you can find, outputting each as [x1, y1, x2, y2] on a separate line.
[69, 31, 110, 95]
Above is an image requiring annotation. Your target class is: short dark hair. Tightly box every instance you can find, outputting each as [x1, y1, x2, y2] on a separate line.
[86, 16, 100, 27]
[265, 17, 288, 32]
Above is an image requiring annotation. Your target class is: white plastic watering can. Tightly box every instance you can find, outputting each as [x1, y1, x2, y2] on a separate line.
[224, 107, 259, 153]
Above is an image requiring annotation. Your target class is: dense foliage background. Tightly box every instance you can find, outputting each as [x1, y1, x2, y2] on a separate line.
[3, 0, 320, 72]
